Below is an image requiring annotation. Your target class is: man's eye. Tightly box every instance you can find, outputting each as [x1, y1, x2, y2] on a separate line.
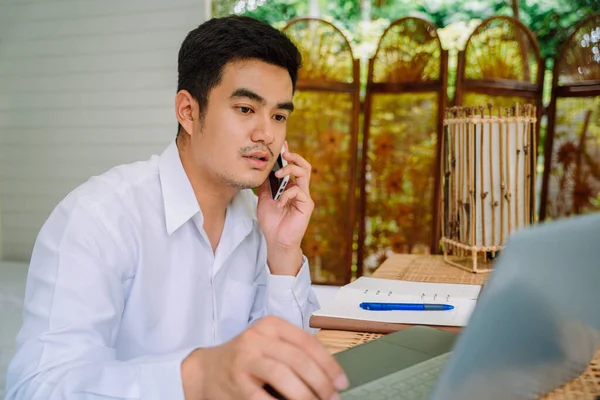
[273, 114, 287, 122]
[238, 106, 252, 114]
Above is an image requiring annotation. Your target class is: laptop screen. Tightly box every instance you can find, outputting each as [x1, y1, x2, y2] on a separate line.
[430, 213, 600, 399]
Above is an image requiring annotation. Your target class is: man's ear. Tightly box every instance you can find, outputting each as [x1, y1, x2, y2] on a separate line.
[175, 90, 197, 136]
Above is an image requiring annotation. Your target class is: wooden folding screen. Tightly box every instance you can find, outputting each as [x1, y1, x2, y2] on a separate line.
[455, 16, 544, 143]
[540, 14, 600, 220]
[357, 17, 448, 276]
[283, 18, 360, 284]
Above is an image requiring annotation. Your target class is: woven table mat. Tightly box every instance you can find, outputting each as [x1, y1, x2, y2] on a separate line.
[372, 254, 488, 285]
[317, 329, 383, 355]
[540, 349, 600, 399]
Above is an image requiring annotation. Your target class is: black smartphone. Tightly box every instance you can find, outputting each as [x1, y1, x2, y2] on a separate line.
[268, 145, 289, 200]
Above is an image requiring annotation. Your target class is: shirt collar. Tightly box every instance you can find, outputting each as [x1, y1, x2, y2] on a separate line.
[159, 140, 201, 235]
[158, 140, 257, 236]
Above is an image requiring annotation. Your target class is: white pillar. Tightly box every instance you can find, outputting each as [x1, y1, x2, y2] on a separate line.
[309, 0, 321, 18]
[361, 0, 372, 22]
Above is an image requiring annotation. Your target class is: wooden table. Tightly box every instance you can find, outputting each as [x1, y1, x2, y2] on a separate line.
[317, 254, 600, 399]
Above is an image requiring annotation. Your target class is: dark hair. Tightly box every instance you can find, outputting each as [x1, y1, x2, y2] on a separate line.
[176, 16, 302, 134]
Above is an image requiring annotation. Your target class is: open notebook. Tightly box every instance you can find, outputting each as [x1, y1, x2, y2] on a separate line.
[310, 277, 482, 334]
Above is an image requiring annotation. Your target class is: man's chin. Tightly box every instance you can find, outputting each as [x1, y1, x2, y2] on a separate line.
[248, 180, 266, 190]
[227, 179, 264, 191]
[218, 170, 267, 191]
[240, 173, 268, 190]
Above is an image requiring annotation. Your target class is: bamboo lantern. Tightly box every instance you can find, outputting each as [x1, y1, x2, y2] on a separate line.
[440, 103, 537, 273]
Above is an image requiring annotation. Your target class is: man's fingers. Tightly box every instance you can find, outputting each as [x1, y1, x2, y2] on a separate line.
[275, 164, 308, 180]
[255, 317, 348, 391]
[281, 152, 311, 194]
[237, 375, 278, 400]
[278, 185, 313, 212]
[262, 339, 339, 400]
[250, 357, 318, 400]
[283, 151, 311, 171]
[278, 185, 299, 209]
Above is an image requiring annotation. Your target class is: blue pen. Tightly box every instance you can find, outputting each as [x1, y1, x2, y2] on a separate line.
[359, 302, 454, 311]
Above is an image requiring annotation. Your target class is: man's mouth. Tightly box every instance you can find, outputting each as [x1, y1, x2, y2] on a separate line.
[244, 155, 269, 162]
[242, 153, 270, 169]
[242, 149, 271, 162]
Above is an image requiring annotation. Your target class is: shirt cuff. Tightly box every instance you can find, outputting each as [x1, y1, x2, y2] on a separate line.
[267, 255, 311, 304]
[140, 346, 197, 400]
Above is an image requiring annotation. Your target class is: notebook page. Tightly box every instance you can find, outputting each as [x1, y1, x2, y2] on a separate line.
[313, 277, 482, 327]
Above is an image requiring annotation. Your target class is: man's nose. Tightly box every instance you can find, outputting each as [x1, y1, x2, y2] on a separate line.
[251, 114, 274, 145]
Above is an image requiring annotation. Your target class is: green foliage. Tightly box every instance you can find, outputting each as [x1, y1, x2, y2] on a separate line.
[322, 0, 361, 26]
[371, 0, 497, 27]
[374, 0, 598, 63]
[518, 0, 598, 63]
[213, 0, 307, 28]
[213, 0, 598, 69]
[212, 0, 597, 121]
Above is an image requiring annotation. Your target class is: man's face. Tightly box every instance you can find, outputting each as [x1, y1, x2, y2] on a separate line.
[187, 59, 294, 190]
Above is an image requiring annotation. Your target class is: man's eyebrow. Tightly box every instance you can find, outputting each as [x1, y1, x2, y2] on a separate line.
[277, 101, 294, 113]
[230, 88, 265, 104]
[230, 88, 294, 113]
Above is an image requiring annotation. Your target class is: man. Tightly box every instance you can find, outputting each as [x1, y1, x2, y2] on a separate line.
[6, 16, 348, 400]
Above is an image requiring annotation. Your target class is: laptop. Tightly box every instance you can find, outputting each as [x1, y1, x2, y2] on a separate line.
[336, 213, 600, 400]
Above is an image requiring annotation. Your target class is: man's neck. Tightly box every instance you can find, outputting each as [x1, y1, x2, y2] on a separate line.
[176, 138, 236, 226]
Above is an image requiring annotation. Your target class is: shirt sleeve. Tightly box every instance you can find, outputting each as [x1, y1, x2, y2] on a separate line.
[5, 200, 193, 400]
[249, 235, 320, 333]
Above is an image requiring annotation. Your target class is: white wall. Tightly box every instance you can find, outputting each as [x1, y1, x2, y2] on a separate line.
[0, 0, 210, 261]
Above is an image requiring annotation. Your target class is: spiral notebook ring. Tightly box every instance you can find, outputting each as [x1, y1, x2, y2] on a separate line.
[362, 289, 451, 301]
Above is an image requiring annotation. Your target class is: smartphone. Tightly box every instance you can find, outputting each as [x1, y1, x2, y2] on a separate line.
[268, 145, 289, 201]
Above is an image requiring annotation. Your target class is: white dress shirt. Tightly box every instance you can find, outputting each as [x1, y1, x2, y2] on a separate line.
[5, 140, 319, 400]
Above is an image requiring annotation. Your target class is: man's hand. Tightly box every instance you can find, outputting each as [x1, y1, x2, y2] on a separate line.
[181, 315, 349, 400]
[256, 143, 314, 276]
